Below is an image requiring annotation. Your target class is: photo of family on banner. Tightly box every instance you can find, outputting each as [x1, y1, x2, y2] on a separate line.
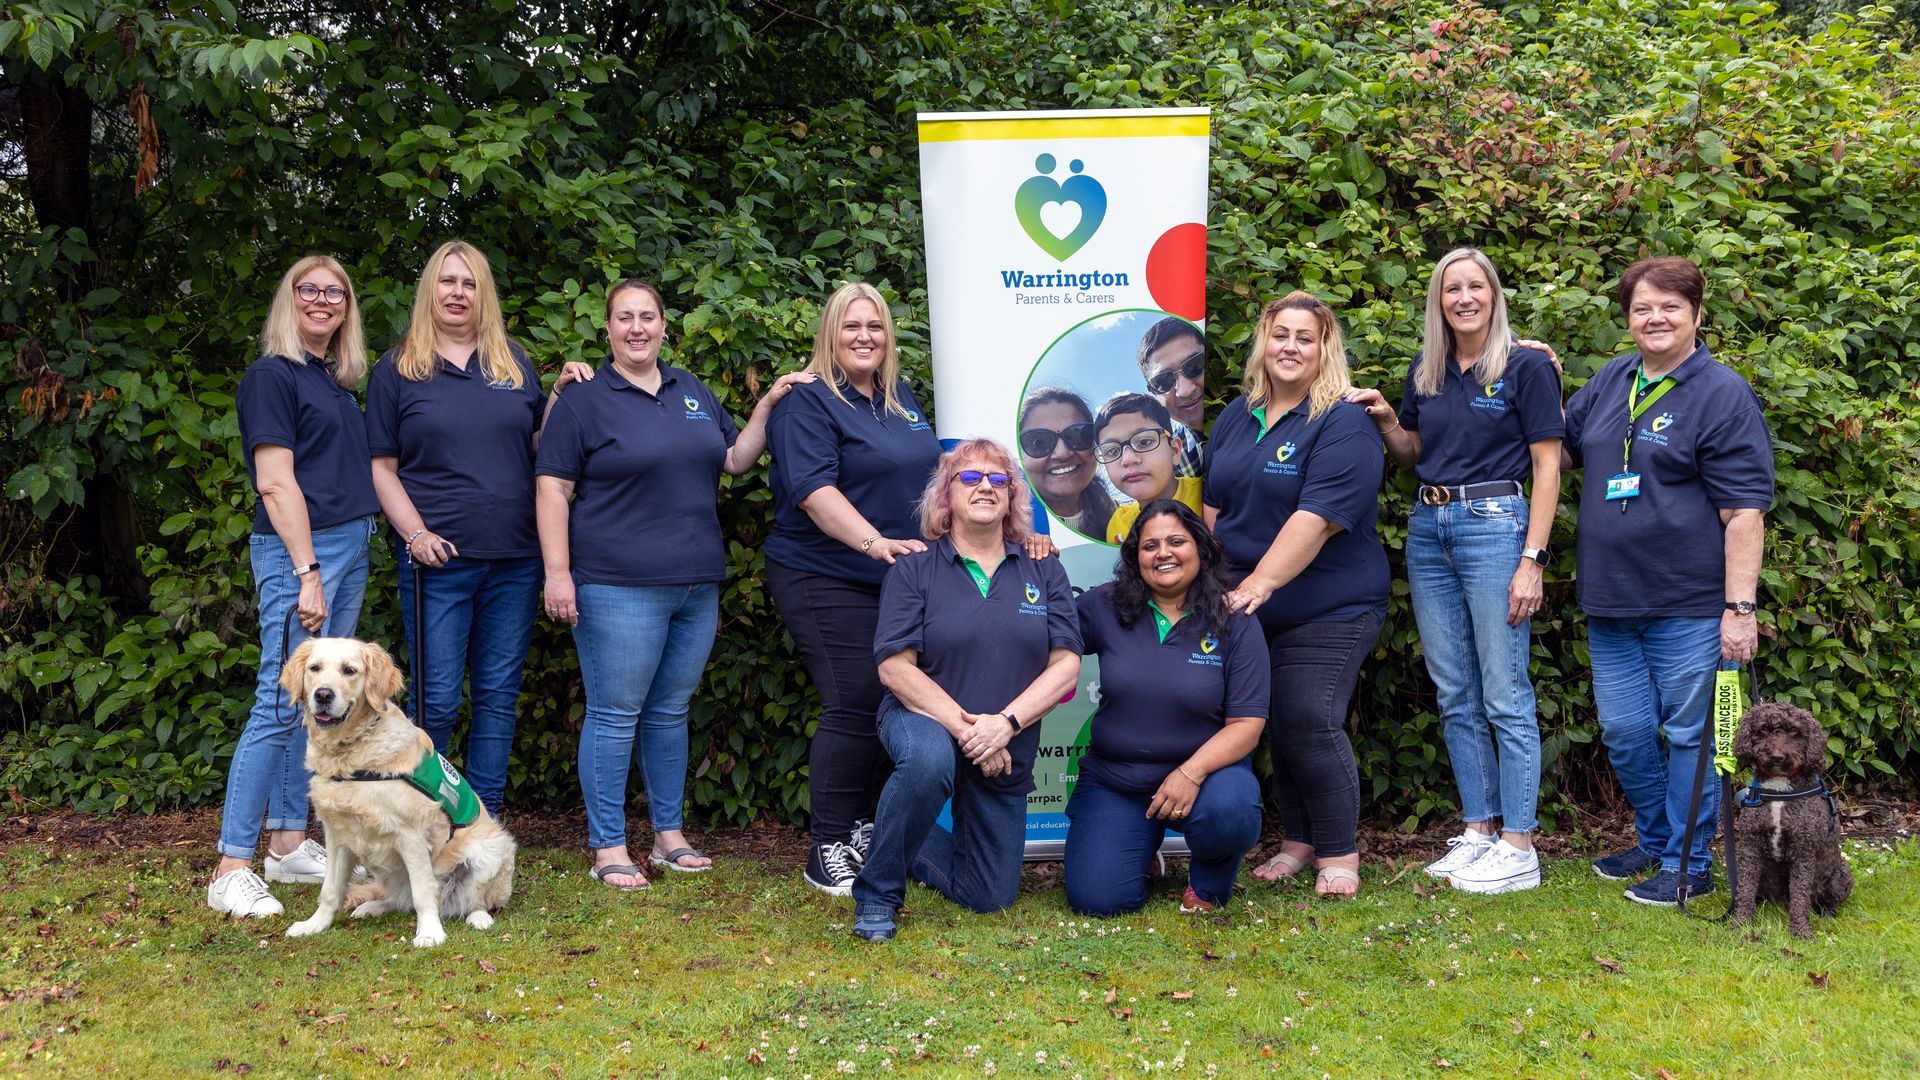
[917, 107, 1212, 857]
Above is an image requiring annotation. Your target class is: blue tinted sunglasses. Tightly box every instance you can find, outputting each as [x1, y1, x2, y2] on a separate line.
[952, 470, 1011, 489]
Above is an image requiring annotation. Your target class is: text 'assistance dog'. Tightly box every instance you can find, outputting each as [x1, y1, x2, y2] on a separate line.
[1729, 702, 1852, 939]
[279, 637, 515, 948]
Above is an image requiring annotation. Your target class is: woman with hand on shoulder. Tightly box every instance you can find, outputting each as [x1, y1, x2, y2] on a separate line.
[1345, 248, 1562, 895]
[1065, 500, 1267, 917]
[536, 280, 812, 891]
[764, 283, 944, 896]
[849, 440, 1082, 942]
[1204, 291, 1389, 899]
[366, 241, 593, 817]
[209, 256, 379, 918]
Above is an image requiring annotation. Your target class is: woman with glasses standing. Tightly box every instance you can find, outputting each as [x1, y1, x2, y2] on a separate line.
[849, 439, 1082, 941]
[765, 283, 945, 896]
[209, 256, 379, 918]
[1095, 392, 1201, 544]
[1017, 387, 1116, 541]
[1205, 292, 1389, 899]
[1346, 247, 1563, 895]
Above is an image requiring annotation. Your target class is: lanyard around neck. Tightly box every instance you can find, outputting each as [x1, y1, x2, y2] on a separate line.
[1621, 370, 1677, 470]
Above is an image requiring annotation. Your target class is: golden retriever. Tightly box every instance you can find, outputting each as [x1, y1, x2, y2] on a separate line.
[279, 637, 515, 948]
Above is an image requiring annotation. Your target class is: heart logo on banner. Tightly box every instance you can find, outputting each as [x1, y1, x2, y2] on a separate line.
[1014, 153, 1107, 261]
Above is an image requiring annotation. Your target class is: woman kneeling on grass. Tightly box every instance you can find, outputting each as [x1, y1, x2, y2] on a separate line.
[1065, 500, 1267, 916]
[849, 439, 1082, 942]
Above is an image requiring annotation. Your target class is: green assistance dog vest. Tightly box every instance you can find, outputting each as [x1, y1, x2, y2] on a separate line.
[333, 752, 481, 835]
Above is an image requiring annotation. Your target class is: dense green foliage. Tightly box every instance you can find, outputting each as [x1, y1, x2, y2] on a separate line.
[3, 0, 1917, 823]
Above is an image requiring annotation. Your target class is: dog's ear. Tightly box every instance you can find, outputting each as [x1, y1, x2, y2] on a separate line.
[1732, 705, 1759, 766]
[361, 641, 404, 706]
[280, 638, 316, 702]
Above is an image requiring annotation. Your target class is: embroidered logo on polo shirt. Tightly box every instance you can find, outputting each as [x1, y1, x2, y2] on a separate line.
[680, 394, 713, 422]
[1485, 380, 1504, 396]
[1024, 582, 1041, 603]
[1264, 440, 1301, 476]
[1471, 380, 1509, 413]
[1199, 634, 1217, 654]
[1018, 581, 1048, 616]
[1651, 412, 1674, 433]
[905, 409, 921, 422]
[1189, 633, 1223, 667]
[903, 407, 931, 432]
[1637, 410, 1675, 448]
[1276, 442, 1296, 463]
[683, 395, 700, 411]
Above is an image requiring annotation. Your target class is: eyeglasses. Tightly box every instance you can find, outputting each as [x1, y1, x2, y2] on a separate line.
[1095, 430, 1171, 463]
[952, 469, 1011, 489]
[295, 283, 348, 304]
[1145, 350, 1205, 396]
[1018, 422, 1097, 458]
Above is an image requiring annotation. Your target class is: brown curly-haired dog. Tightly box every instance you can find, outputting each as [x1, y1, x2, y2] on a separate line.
[1729, 702, 1852, 939]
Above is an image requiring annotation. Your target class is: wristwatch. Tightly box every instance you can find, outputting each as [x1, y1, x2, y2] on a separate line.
[1521, 547, 1550, 564]
[1724, 600, 1756, 616]
[292, 561, 320, 578]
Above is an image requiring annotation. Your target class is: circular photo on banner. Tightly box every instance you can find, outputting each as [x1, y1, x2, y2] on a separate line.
[1017, 308, 1208, 546]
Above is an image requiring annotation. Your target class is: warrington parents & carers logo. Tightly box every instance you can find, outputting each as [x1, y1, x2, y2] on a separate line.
[1001, 153, 1130, 306]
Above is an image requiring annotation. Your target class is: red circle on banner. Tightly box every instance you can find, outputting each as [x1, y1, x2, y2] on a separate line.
[1146, 222, 1207, 322]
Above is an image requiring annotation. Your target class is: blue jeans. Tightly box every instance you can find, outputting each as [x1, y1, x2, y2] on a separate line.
[218, 516, 375, 859]
[397, 547, 540, 813]
[852, 706, 1029, 917]
[1407, 496, 1541, 833]
[1064, 761, 1261, 915]
[572, 582, 719, 849]
[1588, 616, 1722, 875]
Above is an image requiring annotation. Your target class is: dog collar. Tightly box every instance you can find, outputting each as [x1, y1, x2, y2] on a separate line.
[1739, 775, 1839, 832]
[330, 752, 481, 836]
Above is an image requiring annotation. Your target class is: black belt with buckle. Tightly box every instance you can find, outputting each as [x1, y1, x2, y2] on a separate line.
[1418, 481, 1523, 506]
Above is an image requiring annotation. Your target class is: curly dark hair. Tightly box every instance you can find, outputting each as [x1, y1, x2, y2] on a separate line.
[1110, 499, 1233, 639]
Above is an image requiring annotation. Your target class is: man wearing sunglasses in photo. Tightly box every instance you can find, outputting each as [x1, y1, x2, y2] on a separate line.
[1136, 316, 1208, 478]
[1096, 392, 1202, 544]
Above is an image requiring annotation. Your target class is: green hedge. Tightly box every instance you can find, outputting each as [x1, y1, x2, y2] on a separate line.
[3, 0, 1917, 822]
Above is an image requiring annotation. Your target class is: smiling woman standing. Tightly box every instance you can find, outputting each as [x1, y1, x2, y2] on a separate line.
[209, 255, 379, 918]
[536, 280, 811, 891]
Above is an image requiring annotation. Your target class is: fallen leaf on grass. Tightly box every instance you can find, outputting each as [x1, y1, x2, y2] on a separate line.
[1593, 955, 1623, 973]
[1103, 987, 1117, 1005]
[1111, 1007, 1132, 1020]
[315, 1014, 347, 1026]
[477, 959, 497, 974]
[1808, 971, 1830, 988]
[1509, 950, 1531, 960]
[1169, 990, 1194, 1001]
[760, 952, 775, 967]
[1433, 1055, 1452, 1068]
[1779, 948, 1803, 959]
[560, 946, 597, 957]
[1656, 1070, 1678, 1080]
[1051, 1017, 1079, 1025]
[1411, 882, 1428, 897]
[747, 1049, 765, 1064]
[1261, 1045, 1274, 1058]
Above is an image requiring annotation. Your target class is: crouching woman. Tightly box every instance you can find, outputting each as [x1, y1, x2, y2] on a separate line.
[849, 439, 1082, 941]
[1065, 501, 1267, 916]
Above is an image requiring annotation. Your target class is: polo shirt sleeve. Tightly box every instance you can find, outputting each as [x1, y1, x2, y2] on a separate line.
[237, 358, 298, 454]
[1513, 350, 1565, 443]
[512, 345, 543, 445]
[768, 389, 840, 504]
[1296, 407, 1385, 531]
[1698, 394, 1775, 511]
[1395, 365, 1423, 433]
[1199, 403, 1240, 509]
[533, 394, 587, 481]
[1562, 378, 1594, 470]
[1074, 587, 1107, 655]
[363, 357, 401, 458]
[713, 387, 740, 449]
[873, 555, 929, 664]
[1221, 612, 1270, 720]
[1040, 557, 1082, 653]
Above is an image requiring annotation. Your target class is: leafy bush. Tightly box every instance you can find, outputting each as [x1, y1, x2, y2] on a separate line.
[3, 0, 1916, 824]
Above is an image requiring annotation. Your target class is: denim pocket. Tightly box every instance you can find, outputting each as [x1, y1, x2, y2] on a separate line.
[1467, 497, 1519, 520]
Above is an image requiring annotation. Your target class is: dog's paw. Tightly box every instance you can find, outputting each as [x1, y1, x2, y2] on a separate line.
[285, 916, 328, 939]
[411, 926, 447, 948]
[465, 910, 495, 931]
[351, 899, 394, 919]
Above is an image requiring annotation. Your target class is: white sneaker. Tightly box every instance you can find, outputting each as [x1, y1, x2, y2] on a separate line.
[208, 867, 284, 918]
[264, 838, 328, 883]
[1448, 839, 1541, 894]
[1424, 830, 1497, 878]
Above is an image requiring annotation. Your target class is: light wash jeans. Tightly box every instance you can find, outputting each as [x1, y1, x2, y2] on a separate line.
[1406, 495, 1541, 833]
[217, 515, 374, 859]
[571, 582, 719, 849]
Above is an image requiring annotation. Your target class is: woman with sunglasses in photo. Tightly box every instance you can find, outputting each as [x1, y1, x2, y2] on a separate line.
[1096, 392, 1201, 545]
[1346, 247, 1563, 895]
[1135, 316, 1208, 477]
[1065, 500, 1267, 917]
[1017, 387, 1116, 541]
[1204, 291, 1389, 899]
[210, 256, 379, 918]
[849, 439, 1081, 942]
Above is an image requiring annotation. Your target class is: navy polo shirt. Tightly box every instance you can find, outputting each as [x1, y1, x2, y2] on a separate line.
[765, 377, 943, 584]
[364, 344, 543, 559]
[236, 353, 379, 534]
[1564, 343, 1773, 619]
[1074, 583, 1269, 795]
[533, 361, 739, 586]
[1399, 346, 1564, 486]
[1202, 396, 1390, 631]
[873, 538, 1082, 793]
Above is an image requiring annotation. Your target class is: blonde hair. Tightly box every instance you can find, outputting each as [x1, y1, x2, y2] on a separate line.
[260, 255, 367, 387]
[917, 439, 1034, 544]
[1413, 247, 1512, 398]
[1242, 291, 1352, 421]
[807, 282, 909, 418]
[391, 241, 523, 387]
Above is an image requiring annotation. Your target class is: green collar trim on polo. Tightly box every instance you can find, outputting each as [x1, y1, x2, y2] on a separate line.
[957, 555, 993, 598]
[1150, 604, 1188, 643]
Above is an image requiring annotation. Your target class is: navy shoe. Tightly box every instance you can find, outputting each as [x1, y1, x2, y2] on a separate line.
[1591, 846, 1660, 881]
[1623, 869, 1714, 907]
[852, 907, 896, 942]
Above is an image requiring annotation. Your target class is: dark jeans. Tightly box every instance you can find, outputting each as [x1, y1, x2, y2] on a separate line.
[851, 706, 1029, 917]
[1264, 611, 1383, 858]
[1064, 761, 1262, 915]
[396, 548, 541, 814]
[766, 560, 888, 846]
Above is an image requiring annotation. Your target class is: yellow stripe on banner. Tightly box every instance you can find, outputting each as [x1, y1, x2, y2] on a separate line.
[918, 114, 1210, 143]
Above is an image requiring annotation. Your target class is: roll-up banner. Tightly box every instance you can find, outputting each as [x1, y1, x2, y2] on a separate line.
[917, 108, 1212, 857]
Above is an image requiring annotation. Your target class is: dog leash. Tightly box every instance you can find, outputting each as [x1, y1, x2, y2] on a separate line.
[1676, 661, 1758, 922]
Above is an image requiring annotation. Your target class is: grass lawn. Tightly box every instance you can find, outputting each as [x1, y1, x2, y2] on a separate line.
[1, 830, 1915, 1077]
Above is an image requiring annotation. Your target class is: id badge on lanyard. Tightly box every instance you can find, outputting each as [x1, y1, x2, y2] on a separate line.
[1615, 372, 1675, 511]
